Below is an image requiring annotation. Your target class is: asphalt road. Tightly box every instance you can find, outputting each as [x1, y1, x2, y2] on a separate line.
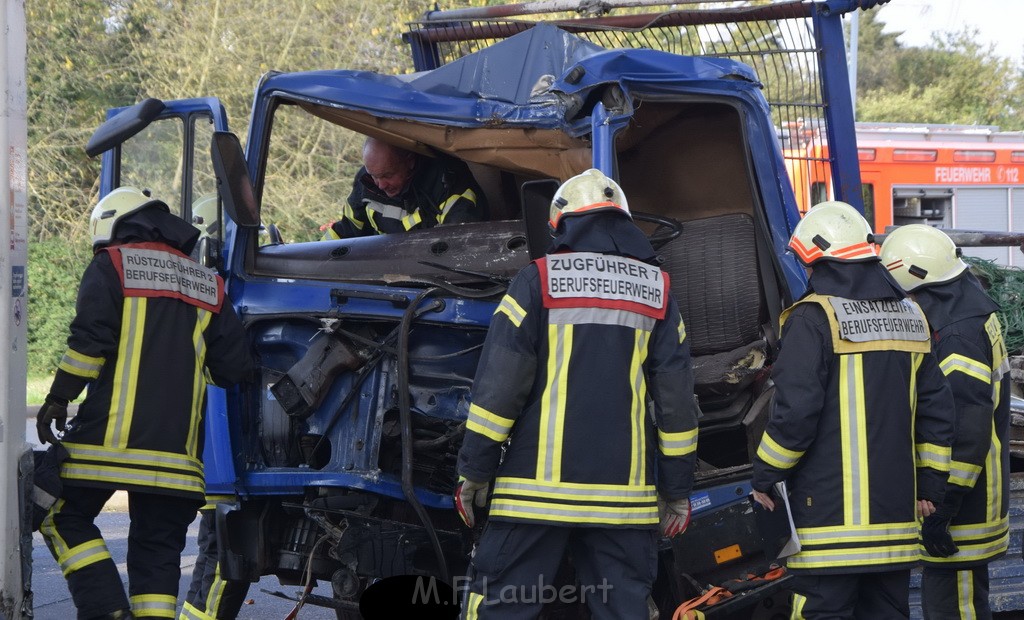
[24, 409, 340, 619]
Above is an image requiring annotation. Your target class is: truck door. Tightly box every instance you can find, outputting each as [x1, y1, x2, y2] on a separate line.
[94, 97, 228, 226]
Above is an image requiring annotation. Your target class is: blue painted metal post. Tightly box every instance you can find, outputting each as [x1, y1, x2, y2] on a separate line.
[814, 2, 865, 213]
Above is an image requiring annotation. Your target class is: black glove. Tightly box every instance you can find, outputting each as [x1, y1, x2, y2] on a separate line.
[921, 506, 959, 558]
[36, 395, 69, 445]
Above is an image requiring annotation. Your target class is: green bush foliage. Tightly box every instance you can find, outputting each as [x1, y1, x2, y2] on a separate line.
[27, 239, 91, 375]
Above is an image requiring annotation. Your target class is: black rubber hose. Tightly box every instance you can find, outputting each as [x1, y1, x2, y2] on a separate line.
[397, 288, 450, 583]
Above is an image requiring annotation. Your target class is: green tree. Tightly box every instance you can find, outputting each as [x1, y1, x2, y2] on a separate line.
[857, 26, 1024, 129]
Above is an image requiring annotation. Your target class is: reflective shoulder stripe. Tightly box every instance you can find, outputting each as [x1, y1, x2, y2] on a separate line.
[756, 433, 804, 470]
[658, 427, 697, 456]
[341, 202, 364, 230]
[466, 403, 515, 442]
[916, 442, 951, 472]
[401, 208, 423, 230]
[58, 348, 104, 379]
[437, 188, 478, 224]
[948, 459, 983, 487]
[940, 353, 992, 384]
[495, 294, 527, 327]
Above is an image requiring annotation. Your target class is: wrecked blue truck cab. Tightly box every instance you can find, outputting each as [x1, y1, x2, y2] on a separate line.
[97, 21, 811, 618]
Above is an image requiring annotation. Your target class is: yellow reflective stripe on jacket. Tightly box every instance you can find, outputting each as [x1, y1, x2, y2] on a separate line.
[489, 498, 659, 525]
[922, 527, 1009, 564]
[940, 353, 992, 384]
[58, 537, 112, 576]
[341, 202, 364, 231]
[401, 209, 423, 230]
[948, 459, 983, 487]
[62, 441, 205, 494]
[659, 427, 697, 457]
[840, 354, 870, 525]
[678, 316, 686, 343]
[495, 294, 526, 327]
[916, 442, 952, 472]
[493, 478, 657, 503]
[549, 307, 655, 330]
[949, 514, 1009, 539]
[58, 348, 104, 379]
[436, 188, 477, 224]
[131, 593, 177, 618]
[756, 433, 804, 470]
[537, 323, 571, 482]
[796, 522, 918, 545]
[107, 297, 147, 448]
[628, 330, 650, 486]
[187, 309, 213, 459]
[786, 543, 919, 569]
[466, 403, 515, 443]
[61, 461, 205, 494]
[987, 423, 1003, 523]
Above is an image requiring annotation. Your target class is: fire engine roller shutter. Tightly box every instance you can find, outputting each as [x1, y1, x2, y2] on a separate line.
[956, 188, 1010, 265]
[1011, 189, 1024, 268]
[659, 213, 762, 356]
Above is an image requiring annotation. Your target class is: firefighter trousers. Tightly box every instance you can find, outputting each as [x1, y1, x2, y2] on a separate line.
[40, 484, 202, 619]
[789, 569, 911, 619]
[459, 521, 658, 620]
[921, 565, 992, 620]
[179, 509, 251, 620]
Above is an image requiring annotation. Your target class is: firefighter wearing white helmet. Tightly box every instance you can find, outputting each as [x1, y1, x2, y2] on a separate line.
[89, 185, 169, 248]
[879, 224, 967, 291]
[751, 201, 956, 618]
[456, 168, 697, 618]
[38, 186, 253, 619]
[787, 200, 877, 264]
[881, 225, 1010, 619]
[548, 167, 630, 231]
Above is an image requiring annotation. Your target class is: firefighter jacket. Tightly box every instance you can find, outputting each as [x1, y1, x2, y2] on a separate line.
[915, 272, 1010, 568]
[752, 261, 956, 574]
[457, 213, 699, 528]
[48, 208, 253, 502]
[326, 154, 488, 238]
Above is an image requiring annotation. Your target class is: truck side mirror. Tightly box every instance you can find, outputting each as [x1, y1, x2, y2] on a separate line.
[520, 179, 559, 260]
[85, 98, 166, 158]
[211, 131, 260, 229]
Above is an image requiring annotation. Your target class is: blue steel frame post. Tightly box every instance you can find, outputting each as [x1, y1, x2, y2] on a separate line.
[814, 2, 865, 213]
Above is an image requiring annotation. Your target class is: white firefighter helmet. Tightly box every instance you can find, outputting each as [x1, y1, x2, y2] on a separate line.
[788, 201, 877, 265]
[191, 193, 219, 238]
[879, 224, 967, 291]
[89, 186, 169, 248]
[549, 168, 631, 231]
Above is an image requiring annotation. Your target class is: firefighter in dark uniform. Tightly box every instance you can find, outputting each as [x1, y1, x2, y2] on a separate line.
[455, 169, 698, 619]
[179, 198, 252, 620]
[322, 137, 488, 238]
[36, 186, 253, 620]
[881, 225, 1010, 620]
[750, 201, 956, 619]
[179, 495, 250, 620]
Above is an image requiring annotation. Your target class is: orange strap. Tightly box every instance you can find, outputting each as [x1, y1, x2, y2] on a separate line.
[672, 586, 732, 620]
